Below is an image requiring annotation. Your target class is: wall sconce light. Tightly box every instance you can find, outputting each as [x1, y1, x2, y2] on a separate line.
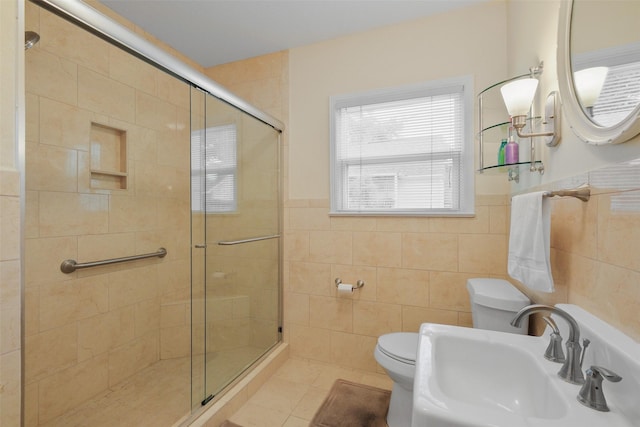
[574, 67, 609, 116]
[500, 78, 561, 147]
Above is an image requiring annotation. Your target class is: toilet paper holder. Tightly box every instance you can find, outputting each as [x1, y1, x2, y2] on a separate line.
[335, 278, 365, 290]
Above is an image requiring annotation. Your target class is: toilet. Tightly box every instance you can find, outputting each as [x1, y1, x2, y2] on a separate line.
[374, 278, 530, 427]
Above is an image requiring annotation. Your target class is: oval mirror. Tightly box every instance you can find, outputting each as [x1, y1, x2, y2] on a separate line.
[558, 0, 640, 145]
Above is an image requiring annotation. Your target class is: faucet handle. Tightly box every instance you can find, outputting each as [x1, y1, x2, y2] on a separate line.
[577, 365, 622, 412]
[542, 316, 565, 363]
[590, 365, 622, 382]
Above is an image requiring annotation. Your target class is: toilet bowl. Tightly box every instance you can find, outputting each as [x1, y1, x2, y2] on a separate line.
[375, 278, 531, 427]
[374, 332, 418, 427]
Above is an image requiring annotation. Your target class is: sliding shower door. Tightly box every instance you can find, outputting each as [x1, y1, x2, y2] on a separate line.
[191, 88, 282, 406]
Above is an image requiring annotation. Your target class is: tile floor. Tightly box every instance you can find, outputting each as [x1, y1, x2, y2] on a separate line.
[226, 358, 393, 427]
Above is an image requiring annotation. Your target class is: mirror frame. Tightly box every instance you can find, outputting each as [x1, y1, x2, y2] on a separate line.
[558, 0, 640, 145]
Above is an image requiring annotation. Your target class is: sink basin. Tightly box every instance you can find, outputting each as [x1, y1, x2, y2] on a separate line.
[432, 333, 566, 420]
[412, 304, 640, 427]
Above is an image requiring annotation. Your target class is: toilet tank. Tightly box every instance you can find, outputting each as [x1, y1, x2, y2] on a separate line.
[466, 278, 530, 335]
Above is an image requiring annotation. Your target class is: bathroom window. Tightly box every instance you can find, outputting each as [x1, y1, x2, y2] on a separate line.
[330, 76, 474, 216]
[191, 123, 237, 213]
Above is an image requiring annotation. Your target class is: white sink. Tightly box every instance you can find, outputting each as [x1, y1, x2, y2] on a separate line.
[412, 304, 640, 427]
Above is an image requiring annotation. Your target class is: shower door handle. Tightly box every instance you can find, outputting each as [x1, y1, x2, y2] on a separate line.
[217, 234, 280, 245]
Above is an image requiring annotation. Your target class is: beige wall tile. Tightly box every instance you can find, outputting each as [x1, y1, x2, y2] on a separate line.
[77, 232, 136, 263]
[402, 233, 458, 271]
[25, 323, 77, 383]
[38, 97, 92, 151]
[289, 207, 331, 230]
[26, 143, 78, 192]
[458, 234, 507, 274]
[25, 237, 77, 286]
[108, 194, 157, 233]
[136, 91, 178, 131]
[108, 332, 159, 386]
[402, 306, 459, 332]
[108, 265, 158, 309]
[109, 45, 157, 95]
[550, 197, 597, 258]
[37, 353, 109, 424]
[429, 271, 476, 311]
[376, 217, 429, 233]
[283, 291, 309, 326]
[38, 192, 109, 237]
[39, 275, 109, 331]
[353, 231, 401, 267]
[78, 67, 136, 122]
[134, 298, 161, 338]
[77, 307, 135, 361]
[288, 324, 332, 363]
[489, 205, 508, 234]
[40, 10, 109, 74]
[308, 231, 352, 264]
[330, 331, 377, 371]
[309, 295, 352, 333]
[160, 303, 188, 328]
[288, 261, 332, 296]
[157, 70, 191, 110]
[330, 215, 377, 231]
[376, 267, 429, 307]
[353, 301, 401, 337]
[430, 206, 490, 234]
[458, 311, 473, 327]
[26, 49, 77, 105]
[597, 192, 640, 271]
[284, 231, 310, 262]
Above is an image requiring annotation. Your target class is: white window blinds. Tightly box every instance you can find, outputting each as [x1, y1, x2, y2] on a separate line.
[330, 77, 474, 215]
[191, 123, 237, 213]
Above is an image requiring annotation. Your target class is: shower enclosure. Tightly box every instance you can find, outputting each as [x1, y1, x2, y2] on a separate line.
[23, 1, 282, 425]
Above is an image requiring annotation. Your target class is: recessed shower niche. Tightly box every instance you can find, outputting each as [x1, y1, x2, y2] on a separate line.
[90, 122, 128, 190]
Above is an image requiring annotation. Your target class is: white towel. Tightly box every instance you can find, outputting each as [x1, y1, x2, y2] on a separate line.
[508, 191, 554, 292]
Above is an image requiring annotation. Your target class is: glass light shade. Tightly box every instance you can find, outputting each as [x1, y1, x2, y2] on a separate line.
[573, 67, 609, 107]
[500, 78, 539, 116]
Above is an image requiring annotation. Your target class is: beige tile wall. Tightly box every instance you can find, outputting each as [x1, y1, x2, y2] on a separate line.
[23, 3, 191, 424]
[532, 183, 640, 341]
[282, 196, 508, 371]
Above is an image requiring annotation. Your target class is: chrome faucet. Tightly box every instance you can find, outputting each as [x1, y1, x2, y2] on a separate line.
[511, 304, 585, 384]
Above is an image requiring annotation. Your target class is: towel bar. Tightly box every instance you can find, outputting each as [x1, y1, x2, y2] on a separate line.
[543, 187, 590, 202]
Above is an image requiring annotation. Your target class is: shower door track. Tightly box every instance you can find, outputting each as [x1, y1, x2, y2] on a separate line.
[32, 0, 285, 133]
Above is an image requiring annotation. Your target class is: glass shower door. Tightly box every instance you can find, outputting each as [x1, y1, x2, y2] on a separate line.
[191, 88, 281, 406]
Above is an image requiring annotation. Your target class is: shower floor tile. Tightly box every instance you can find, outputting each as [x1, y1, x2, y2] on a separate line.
[38, 357, 191, 427]
[37, 345, 275, 427]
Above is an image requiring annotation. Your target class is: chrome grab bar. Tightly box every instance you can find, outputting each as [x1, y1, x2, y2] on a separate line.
[60, 247, 167, 274]
[217, 234, 280, 246]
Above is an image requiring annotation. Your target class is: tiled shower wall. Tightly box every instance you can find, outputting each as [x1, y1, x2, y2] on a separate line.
[23, 3, 191, 424]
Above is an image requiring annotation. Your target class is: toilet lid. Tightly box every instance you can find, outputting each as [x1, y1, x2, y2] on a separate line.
[377, 332, 418, 364]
